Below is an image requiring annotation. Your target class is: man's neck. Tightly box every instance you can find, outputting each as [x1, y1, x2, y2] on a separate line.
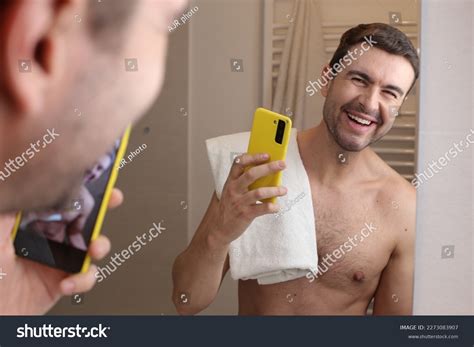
[299, 121, 372, 187]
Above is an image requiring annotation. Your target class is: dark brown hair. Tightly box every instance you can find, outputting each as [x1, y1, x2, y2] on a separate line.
[1, 0, 136, 50]
[329, 23, 419, 91]
[87, 0, 137, 37]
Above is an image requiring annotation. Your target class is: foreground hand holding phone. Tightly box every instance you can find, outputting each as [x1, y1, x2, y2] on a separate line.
[0, 188, 123, 315]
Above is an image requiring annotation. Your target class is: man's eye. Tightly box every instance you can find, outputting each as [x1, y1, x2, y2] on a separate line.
[383, 90, 397, 98]
[352, 77, 366, 85]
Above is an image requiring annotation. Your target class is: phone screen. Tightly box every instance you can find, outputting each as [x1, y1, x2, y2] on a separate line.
[13, 138, 123, 273]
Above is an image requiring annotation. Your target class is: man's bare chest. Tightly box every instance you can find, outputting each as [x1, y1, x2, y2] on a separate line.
[309, 189, 395, 292]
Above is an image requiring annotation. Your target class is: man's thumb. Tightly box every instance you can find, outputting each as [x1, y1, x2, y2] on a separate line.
[0, 213, 18, 246]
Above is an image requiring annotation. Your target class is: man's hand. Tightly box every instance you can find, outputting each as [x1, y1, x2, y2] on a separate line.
[0, 188, 123, 315]
[210, 153, 288, 246]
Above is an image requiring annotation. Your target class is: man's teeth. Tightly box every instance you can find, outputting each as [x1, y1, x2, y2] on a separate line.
[347, 112, 371, 125]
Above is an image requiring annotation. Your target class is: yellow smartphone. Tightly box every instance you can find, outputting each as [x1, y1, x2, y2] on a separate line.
[11, 126, 131, 273]
[246, 108, 292, 203]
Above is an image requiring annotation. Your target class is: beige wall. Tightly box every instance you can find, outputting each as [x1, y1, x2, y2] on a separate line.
[188, 0, 264, 314]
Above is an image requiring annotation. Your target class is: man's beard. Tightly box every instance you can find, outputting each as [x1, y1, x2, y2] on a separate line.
[26, 172, 84, 213]
[322, 98, 384, 152]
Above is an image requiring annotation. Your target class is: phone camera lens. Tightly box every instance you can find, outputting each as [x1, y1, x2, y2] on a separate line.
[275, 119, 286, 144]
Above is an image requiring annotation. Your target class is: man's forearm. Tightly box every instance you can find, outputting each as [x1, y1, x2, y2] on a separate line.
[172, 228, 229, 315]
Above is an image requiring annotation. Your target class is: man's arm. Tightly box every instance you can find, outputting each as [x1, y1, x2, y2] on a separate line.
[373, 184, 416, 315]
[172, 192, 230, 315]
[172, 153, 287, 315]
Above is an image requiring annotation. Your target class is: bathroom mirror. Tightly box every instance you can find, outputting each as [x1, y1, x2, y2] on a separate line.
[48, 0, 473, 316]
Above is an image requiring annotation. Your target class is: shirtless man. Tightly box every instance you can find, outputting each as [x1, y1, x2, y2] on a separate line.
[172, 23, 419, 315]
[0, 0, 187, 314]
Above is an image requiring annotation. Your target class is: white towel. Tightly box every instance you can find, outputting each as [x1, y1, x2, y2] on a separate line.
[205, 128, 318, 285]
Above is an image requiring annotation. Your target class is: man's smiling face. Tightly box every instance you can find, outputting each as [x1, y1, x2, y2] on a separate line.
[321, 46, 416, 152]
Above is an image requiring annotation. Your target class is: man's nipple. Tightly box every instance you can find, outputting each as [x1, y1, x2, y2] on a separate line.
[352, 271, 365, 282]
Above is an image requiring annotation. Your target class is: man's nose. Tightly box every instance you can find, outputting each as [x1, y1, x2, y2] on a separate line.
[357, 87, 379, 117]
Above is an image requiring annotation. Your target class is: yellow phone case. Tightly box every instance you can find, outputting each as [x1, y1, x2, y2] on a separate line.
[246, 108, 292, 204]
[11, 126, 132, 273]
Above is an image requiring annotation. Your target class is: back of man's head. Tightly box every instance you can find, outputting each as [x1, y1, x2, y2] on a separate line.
[0, 0, 187, 212]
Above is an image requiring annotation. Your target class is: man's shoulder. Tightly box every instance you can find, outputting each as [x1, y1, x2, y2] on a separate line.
[369, 151, 416, 226]
[382, 170, 415, 199]
[373, 168, 416, 220]
[365, 161, 416, 265]
[369, 149, 416, 203]
[374, 161, 416, 248]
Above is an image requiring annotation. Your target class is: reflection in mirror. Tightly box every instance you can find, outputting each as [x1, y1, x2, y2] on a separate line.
[42, 0, 422, 316]
[173, 0, 420, 316]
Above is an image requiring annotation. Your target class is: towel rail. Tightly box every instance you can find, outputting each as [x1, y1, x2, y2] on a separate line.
[387, 160, 415, 167]
[323, 33, 417, 40]
[373, 147, 415, 154]
[322, 21, 417, 28]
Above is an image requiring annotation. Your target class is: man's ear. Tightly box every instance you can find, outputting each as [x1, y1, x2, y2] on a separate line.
[319, 65, 332, 98]
[0, 0, 84, 116]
